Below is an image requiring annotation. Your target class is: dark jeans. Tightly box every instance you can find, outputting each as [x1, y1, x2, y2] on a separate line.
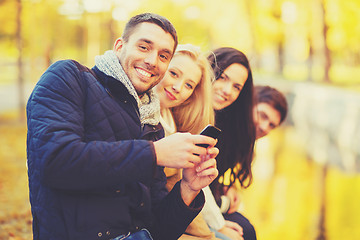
[224, 212, 257, 240]
[113, 229, 153, 240]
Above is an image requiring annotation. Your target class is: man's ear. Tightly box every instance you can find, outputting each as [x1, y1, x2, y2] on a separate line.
[113, 38, 124, 52]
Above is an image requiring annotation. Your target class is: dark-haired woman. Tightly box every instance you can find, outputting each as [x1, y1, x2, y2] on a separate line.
[202, 47, 257, 240]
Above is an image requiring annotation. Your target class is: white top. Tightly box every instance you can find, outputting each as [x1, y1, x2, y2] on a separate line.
[159, 108, 176, 136]
[201, 186, 226, 230]
[160, 108, 226, 230]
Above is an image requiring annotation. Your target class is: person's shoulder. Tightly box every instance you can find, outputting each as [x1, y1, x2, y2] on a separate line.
[48, 59, 83, 73]
[37, 60, 89, 89]
[44, 60, 93, 83]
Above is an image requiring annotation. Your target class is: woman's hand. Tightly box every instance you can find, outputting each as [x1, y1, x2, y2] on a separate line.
[225, 220, 243, 236]
[181, 146, 219, 205]
[218, 224, 243, 240]
[225, 186, 242, 214]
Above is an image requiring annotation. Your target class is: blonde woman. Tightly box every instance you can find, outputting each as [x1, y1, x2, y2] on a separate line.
[154, 44, 220, 240]
[155, 44, 214, 135]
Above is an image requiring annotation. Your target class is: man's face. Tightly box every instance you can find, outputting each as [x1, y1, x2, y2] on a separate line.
[114, 22, 175, 95]
[253, 102, 281, 139]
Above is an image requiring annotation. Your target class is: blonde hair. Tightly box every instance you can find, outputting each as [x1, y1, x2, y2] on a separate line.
[171, 44, 215, 134]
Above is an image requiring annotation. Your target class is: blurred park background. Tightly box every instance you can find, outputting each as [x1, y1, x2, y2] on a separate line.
[1, 0, 360, 239]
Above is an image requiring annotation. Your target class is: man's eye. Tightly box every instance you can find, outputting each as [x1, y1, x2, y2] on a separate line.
[139, 45, 148, 50]
[260, 112, 267, 120]
[160, 54, 168, 61]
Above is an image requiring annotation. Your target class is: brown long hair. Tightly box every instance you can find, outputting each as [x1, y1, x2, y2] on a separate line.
[208, 47, 256, 189]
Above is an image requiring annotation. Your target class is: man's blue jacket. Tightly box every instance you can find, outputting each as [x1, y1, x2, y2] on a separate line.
[26, 60, 204, 240]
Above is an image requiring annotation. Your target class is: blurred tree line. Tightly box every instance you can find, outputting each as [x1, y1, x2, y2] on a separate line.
[1, 0, 360, 81]
[1, 0, 360, 116]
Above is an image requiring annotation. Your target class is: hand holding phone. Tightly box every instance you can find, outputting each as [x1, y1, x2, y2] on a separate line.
[196, 124, 221, 148]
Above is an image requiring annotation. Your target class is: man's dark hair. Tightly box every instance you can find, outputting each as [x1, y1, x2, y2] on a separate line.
[122, 13, 178, 53]
[255, 85, 288, 124]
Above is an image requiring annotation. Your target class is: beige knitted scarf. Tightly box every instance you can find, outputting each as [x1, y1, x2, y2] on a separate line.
[95, 50, 160, 126]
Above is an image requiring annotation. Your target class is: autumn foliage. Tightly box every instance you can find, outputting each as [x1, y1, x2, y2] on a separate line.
[0, 112, 32, 240]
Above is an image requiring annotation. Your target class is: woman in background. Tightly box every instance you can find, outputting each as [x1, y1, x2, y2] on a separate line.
[201, 47, 257, 240]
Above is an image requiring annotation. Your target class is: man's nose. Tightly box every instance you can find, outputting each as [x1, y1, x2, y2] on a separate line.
[260, 121, 270, 134]
[144, 52, 158, 67]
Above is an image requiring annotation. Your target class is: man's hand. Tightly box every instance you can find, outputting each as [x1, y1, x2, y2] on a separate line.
[224, 186, 241, 214]
[153, 132, 217, 169]
[180, 146, 219, 205]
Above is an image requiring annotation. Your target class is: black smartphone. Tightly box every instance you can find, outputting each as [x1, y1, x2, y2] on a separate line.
[197, 124, 221, 148]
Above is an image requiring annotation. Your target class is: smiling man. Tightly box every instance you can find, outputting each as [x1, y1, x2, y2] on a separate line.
[26, 13, 219, 240]
[253, 85, 288, 139]
[114, 22, 175, 95]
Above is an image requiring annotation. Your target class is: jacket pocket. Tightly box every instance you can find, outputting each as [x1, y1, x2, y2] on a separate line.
[60, 193, 131, 238]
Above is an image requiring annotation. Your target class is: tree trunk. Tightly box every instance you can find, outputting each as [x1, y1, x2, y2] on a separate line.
[244, 0, 260, 69]
[321, 0, 331, 83]
[307, 36, 314, 81]
[16, 0, 24, 122]
[316, 164, 328, 240]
